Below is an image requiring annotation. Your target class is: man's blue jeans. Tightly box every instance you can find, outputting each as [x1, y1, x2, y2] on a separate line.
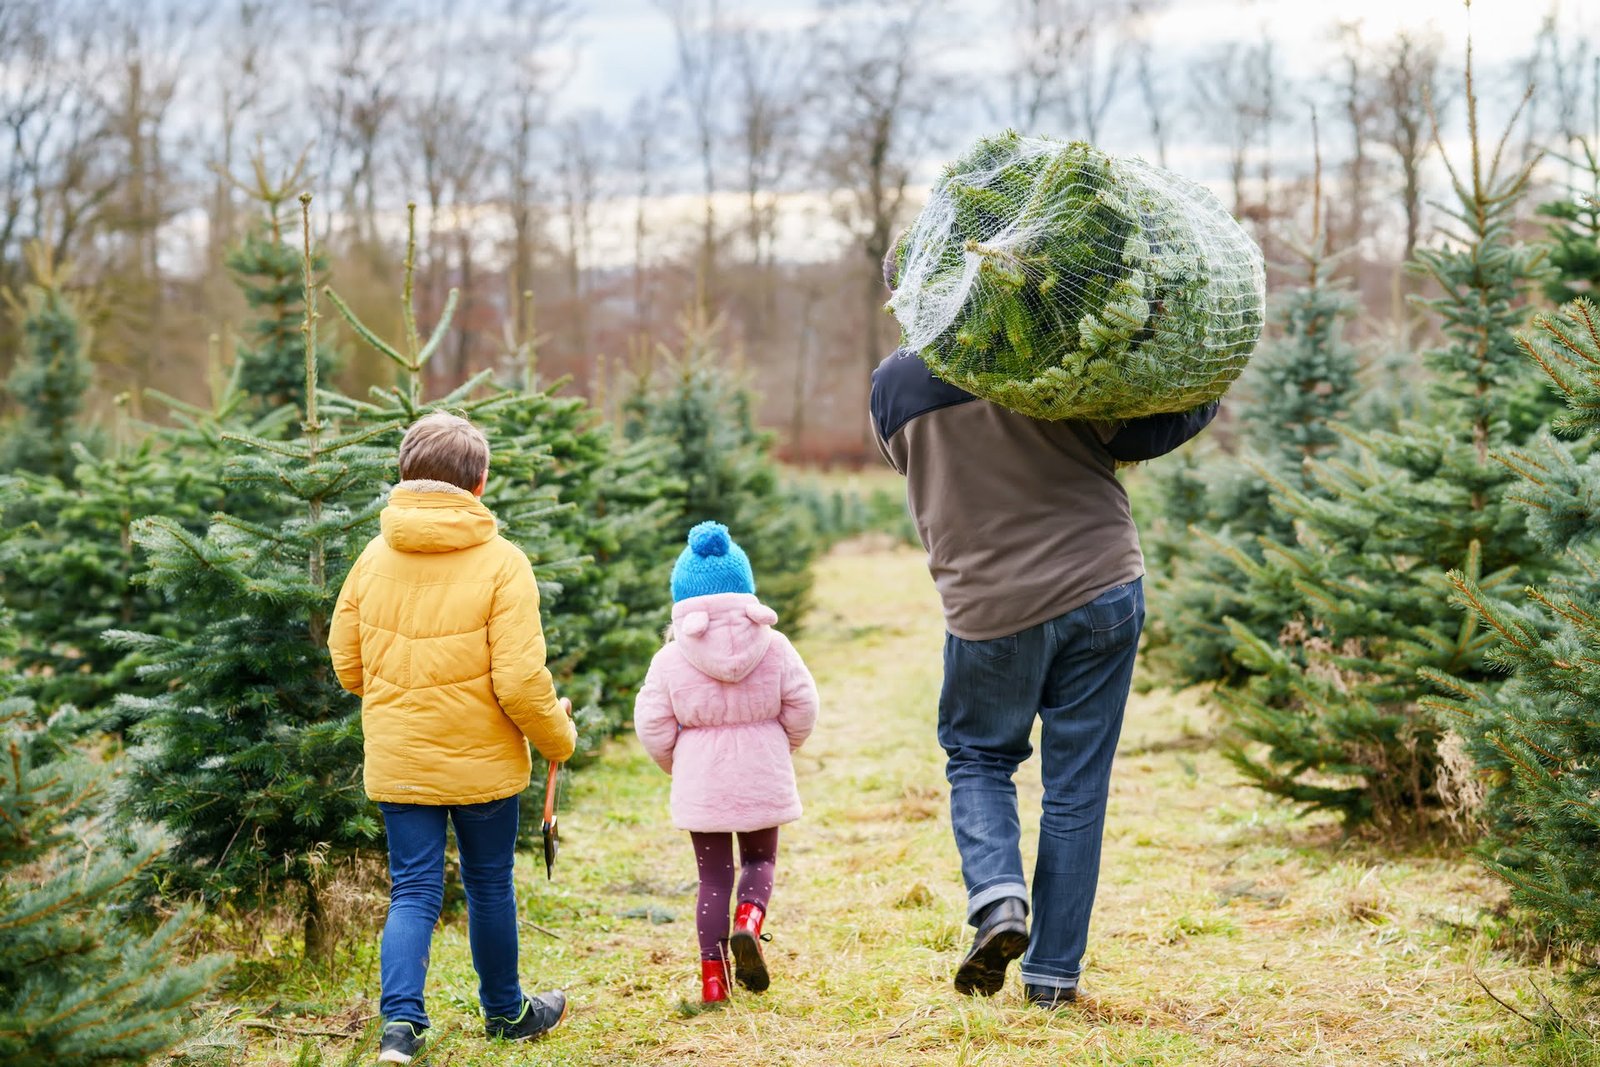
[938, 578, 1144, 992]
[378, 797, 525, 1027]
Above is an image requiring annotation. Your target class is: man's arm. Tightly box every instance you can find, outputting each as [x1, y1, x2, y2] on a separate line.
[1103, 400, 1221, 462]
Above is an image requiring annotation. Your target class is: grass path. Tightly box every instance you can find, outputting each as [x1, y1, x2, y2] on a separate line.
[226, 546, 1582, 1066]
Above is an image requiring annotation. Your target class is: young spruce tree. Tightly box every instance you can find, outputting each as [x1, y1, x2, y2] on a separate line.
[0, 614, 226, 1066]
[0, 244, 98, 483]
[321, 208, 674, 747]
[0, 439, 217, 715]
[1425, 299, 1600, 971]
[1216, 52, 1556, 830]
[113, 198, 388, 959]
[227, 154, 337, 412]
[1537, 138, 1600, 306]
[623, 307, 818, 632]
[1143, 129, 1361, 686]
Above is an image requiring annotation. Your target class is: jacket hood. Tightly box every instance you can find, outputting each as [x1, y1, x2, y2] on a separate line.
[381, 482, 499, 554]
[671, 592, 778, 683]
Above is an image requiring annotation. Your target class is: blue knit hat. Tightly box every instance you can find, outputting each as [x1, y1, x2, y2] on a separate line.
[671, 521, 755, 602]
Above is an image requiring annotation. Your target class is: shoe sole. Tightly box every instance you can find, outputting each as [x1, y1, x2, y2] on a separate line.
[376, 1049, 417, 1065]
[954, 927, 1029, 997]
[729, 931, 770, 993]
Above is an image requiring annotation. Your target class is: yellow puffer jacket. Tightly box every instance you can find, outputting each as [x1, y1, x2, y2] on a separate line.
[328, 482, 577, 805]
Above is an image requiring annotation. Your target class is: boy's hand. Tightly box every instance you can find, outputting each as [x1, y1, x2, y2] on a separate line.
[551, 697, 575, 764]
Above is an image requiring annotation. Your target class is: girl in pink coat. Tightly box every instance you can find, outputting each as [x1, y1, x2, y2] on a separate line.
[634, 521, 820, 1005]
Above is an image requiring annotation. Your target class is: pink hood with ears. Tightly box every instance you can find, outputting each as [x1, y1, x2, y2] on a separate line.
[671, 593, 779, 683]
[632, 593, 821, 833]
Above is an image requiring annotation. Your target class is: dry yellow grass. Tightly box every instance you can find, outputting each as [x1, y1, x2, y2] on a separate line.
[192, 546, 1596, 1067]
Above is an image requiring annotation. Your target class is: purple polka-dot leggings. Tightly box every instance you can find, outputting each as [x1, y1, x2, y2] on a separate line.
[688, 828, 779, 961]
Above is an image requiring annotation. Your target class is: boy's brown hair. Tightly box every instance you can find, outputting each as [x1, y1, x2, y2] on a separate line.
[398, 412, 490, 491]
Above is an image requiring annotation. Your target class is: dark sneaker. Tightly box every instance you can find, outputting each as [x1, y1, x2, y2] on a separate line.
[1025, 982, 1079, 1009]
[376, 1021, 427, 1064]
[484, 991, 567, 1041]
[953, 898, 1029, 997]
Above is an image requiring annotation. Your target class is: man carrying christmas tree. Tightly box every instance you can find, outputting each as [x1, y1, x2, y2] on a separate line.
[329, 412, 577, 1063]
[871, 250, 1217, 1008]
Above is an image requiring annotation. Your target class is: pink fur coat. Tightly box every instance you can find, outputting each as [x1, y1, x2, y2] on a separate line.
[633, 593, 819, 832]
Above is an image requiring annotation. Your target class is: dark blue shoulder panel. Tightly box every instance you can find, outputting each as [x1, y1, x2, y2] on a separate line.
[871, 348, 977, 441]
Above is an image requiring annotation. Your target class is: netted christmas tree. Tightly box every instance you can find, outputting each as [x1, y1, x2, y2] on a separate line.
[1424, 298, 1600, 972]
[1215, 60, 1558, 830]
[623, 307, 817, 632]
[1143, 137, 1362, 687]
[0, 244, 99, 483]
[1537, 138, 1600, 306]
[886, 131, 1265, 420]
[0, 615, 226, 1066]
[113, 199, 389, 959]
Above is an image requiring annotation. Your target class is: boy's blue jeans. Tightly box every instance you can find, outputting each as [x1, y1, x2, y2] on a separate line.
[937, 578, 1144, 992]
[378, 797, 525, 1027]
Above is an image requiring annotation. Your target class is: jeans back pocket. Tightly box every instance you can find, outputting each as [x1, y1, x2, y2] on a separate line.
[1086, 580, 1144, 653]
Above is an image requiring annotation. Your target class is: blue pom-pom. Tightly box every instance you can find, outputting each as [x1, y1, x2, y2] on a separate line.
[687, 521, 730, 557]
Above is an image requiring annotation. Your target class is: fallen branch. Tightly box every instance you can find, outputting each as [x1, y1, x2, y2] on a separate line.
[519, 918, 564, 940]
[1531, 978, 1593, 1039]
[238, 1014, 375, 1040]
[1474, 973, 1534, 1025]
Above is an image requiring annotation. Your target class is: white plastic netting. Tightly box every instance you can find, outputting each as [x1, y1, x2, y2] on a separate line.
[886, 132, 1265, 421]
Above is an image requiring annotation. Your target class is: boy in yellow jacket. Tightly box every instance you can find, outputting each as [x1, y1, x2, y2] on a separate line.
[329, 412, 577, 1064]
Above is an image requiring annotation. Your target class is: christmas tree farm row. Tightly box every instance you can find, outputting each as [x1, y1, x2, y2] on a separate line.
[1142, 60, 1600, 980]
[0, 191, 817, 1062]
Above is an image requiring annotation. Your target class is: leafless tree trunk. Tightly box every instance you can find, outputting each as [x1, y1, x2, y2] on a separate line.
[1373, 30, 1447, 263]
[812, 0, 954, 449]
[403, 0, 492, 382]
[557, 116, 603, 380]
[729, 23, 803, 345]
[498, 0, 574, 343]
[1005, 0, 1154, 142]
[99, 0, 198, 410]
[312, 0, 405, 245]
[623, 93, 664, 331]
[1129, 5, 1170, 165]
[658, 0, 725, 297]
[1334, 22, 1380, 256]
[1188, 39, 1278, 223]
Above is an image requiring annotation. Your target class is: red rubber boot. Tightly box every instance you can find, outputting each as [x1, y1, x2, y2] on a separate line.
[700, 957, 730, 1004]
[729, 903, 770, 993]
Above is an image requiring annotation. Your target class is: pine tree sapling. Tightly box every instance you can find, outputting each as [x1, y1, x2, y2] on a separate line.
[624, 308, 818, 632]
[0, 440, 218, 715]
[226, 154, 337, 412]
[0, 243, 98, 483]
[1143, 131, 1361, 688]
[114, 198, 389, 959]
[887, 131, 1265, 420]
[0, 621, 225, 1066]
[1537, 138, 1600, 306]
[1426, 299, 1600, 967]
[1216, 53, 1556, 829]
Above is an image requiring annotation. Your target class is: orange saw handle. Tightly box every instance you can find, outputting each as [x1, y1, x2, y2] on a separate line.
[540, 698, 572, 880]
